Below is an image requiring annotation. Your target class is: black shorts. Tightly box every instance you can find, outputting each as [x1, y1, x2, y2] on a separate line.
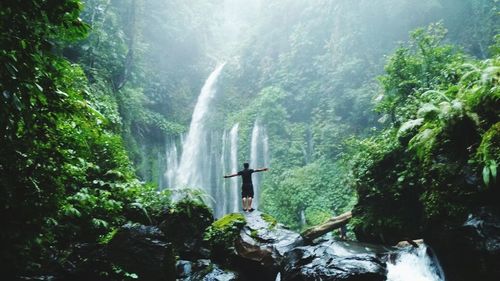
[242, 184, 254, 198]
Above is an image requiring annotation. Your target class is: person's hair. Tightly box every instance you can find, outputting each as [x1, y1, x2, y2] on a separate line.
[243, 162, 249, 169]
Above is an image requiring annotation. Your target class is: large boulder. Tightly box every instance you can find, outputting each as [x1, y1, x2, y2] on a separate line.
[159, 199, 214, 259]
[235, 211, 303, 267]
[204, 211, 302, 280]
[281, 240, 390, 281]
[427, 206, 500, 281]
[108, 223, 176, 281]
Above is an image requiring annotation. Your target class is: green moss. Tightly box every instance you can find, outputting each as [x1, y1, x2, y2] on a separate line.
[204, 213, 246, 259]
[211, 213, 246, 230]
[250, 229, 259, 238]
[260, 213, 278, 229]
[160, 199, 213, 254]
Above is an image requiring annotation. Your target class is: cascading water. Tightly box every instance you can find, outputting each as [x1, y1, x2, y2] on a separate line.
[162, 63, 269, 217]
[250, 120, 269, 209]
[219, 129, 228, 214]
[163, 135, 181, 190]
[229, 123, 240, 212]
[387, 245, 445, 281]
[176, 63, 226, 189]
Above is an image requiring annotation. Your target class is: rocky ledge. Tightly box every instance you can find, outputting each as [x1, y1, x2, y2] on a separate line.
[280, 240, 390, 281]
[202, 211, 395, 281]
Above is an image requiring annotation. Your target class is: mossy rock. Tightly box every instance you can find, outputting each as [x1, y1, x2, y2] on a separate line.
[260, 213, 277, 229]
[159, 199, 213, 257]
[204, 213, 246, 260]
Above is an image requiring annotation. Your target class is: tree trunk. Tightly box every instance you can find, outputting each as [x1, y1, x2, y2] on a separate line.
[300, 211, 352, 242]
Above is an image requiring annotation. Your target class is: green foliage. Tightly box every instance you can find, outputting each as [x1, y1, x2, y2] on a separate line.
[204, 213, 246, 259]
[0, 0, 178, 276]
[377, 22, 465, 124]
[130, 184, 172, 224]
[1, 0, 498, 277]
[262, 160, 356, 230]
[160, 198, 213, 254]
[351, 24, 499, 244]
[0, 0, 90, 274]
[477, 123, 500, 187]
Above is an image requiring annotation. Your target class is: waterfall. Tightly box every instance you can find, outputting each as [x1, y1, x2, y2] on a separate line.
[176, 63, 226, 189]
[164, 136, 180, 190]
[162, 63, 271, 217]
[161, 63, 226, 216]
[250, 120, 269, 209]
[220, 129, 228, 215]
[229, 123, 239, 212]
[387, 245, 445, 281]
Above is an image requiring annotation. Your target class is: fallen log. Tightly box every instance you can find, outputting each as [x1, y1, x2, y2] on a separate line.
[300, 211, 352, 242]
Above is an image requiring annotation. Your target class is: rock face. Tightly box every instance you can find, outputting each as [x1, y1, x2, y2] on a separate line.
[177, 259, 238, 281]
[234, 211, 303, 268]
[428, 206, 500, 281]
[209, 211, 392, 281]
[281, 240, 390, 281]
[108, 223, 176, 281]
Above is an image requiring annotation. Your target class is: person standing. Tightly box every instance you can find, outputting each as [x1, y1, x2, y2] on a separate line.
[224, 163, 268, 212]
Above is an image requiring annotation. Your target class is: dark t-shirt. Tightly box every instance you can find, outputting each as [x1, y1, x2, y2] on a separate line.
[237, 169, 255, 186]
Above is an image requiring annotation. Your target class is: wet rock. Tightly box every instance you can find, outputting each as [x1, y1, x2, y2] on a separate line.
[177, 260, 195, 279]
[427, 206, 500, 281]
[189, 265, 238, 281]
[108, 223, 176, 281]
[281, 240, 389, 281]
[159, 199, 214, 259]
[235, 211, 303, 267]
[204, 211, 303, 280]
[177, 260, 238, 281]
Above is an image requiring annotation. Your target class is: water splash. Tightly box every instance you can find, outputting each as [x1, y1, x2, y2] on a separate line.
[387, 245, 445, 281]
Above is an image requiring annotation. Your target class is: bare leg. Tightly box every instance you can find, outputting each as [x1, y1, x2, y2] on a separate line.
[248, 197, 253, 211]
[242, 197, 247, 211]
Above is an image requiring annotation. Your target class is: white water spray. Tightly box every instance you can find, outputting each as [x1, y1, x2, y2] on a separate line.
[387, 245, 445, 281]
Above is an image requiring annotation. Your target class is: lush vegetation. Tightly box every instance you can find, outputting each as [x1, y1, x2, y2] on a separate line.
[215, 0, 498, 231]
[204, 213, 246, 260]
[0, 0, 175, 278]
[0, 0, 498, 278]
[351, 26, 499, 244]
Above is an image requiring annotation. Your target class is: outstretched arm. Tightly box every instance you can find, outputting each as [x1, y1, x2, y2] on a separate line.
[254, 167, 269, 172]
[223, 173, 238, 178]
